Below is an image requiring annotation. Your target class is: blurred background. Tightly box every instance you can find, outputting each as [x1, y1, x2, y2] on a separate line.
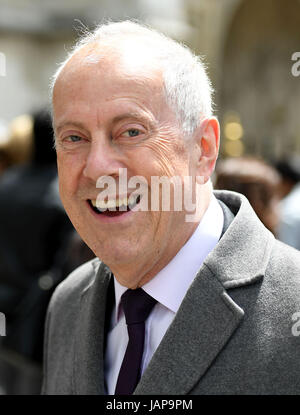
[0, 0, 300, 395]
[0, 0, 300, 159]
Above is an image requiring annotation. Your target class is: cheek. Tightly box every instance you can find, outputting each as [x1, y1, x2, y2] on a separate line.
[57, 151, 85, 195]
[57, 155, 72, 195]
[130, 135, 189, 178]
[57, 163, 81, 217]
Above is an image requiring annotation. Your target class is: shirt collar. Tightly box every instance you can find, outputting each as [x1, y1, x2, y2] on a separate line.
[113, 195, 224, 323]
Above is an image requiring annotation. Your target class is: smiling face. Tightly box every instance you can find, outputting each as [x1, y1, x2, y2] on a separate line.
[53, 42, 217, 288]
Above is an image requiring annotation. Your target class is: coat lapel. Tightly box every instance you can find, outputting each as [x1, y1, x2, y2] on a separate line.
[135, 191, 274, 395]
[74, 261, 112, 395]
[134, 266, 245, 394]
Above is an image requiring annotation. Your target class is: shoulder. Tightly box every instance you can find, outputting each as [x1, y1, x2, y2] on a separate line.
[246, 240, 300, 334]
[267, 239, 300, 288]
[48, 257, 102, 314]
[42, 258, 104, 394]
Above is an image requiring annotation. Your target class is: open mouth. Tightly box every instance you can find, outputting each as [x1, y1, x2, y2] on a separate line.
[88, 195, 141, 217]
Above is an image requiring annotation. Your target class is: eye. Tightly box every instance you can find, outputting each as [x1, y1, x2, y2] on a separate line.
[65, 135, 83, 142]
[123, 129, 140, 138]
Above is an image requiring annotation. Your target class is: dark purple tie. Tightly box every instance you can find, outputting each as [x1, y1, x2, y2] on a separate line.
[114, 288, 157, 395]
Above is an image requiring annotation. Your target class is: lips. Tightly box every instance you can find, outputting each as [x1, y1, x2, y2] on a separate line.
[88, 194, 141, 215]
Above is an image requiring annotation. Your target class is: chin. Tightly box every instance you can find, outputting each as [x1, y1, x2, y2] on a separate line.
[115, 276, 140, 289]
[95, 244, 142, 267]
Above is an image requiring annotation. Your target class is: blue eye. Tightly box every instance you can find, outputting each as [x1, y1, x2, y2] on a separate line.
[68, 135, 82, 142]
[125, 129, 140, 137]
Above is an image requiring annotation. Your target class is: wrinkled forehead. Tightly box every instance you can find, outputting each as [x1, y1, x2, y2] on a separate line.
[52, 39, 173, 131]
[54, 38, 164, 95]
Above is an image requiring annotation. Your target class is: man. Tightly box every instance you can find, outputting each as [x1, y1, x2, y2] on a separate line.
[42, 21, 300, 395]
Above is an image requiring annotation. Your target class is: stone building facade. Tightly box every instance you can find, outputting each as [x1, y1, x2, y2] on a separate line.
[0, 0, 299, 159]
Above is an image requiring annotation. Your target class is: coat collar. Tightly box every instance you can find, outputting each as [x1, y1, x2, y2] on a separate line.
[210, 190, 275, 289]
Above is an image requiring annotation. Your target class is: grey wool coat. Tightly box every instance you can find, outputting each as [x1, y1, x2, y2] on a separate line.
[42, 190, 300, 395]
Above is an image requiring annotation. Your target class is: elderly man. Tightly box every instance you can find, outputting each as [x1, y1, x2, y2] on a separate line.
[42, 21, 300, 395]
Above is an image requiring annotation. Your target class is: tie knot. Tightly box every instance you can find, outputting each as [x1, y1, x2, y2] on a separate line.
[121, 288, 157, 325]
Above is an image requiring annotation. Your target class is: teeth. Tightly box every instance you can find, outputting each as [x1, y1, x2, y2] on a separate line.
[128, 194, 140, 209]
[107, 200, 116, 209]
[118, 197, 128, 207]
[96, 199, 117, 209]
[91, 197, 129, 210]
[128, 194, 136, 206]
[90, 195, 140, 211]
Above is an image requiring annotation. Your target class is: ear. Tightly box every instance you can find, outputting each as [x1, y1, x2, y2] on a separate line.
[193, 117, 220, 183]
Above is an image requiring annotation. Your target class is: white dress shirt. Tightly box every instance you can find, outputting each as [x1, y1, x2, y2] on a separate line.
[104, 195, 224, 394]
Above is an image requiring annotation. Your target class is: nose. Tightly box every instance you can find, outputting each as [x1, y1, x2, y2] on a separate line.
[83, 136, 123, 182]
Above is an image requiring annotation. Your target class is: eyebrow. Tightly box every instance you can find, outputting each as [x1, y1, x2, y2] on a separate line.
[55, 121, 89, 136]
[55, 111, 153, 136]
[111, 112, 151, 124]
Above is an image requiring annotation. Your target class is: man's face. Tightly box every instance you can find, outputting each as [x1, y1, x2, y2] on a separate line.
[53, 46, 207, 288]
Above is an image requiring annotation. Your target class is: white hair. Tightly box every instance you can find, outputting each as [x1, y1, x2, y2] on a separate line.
[51, 20, 214, 136]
